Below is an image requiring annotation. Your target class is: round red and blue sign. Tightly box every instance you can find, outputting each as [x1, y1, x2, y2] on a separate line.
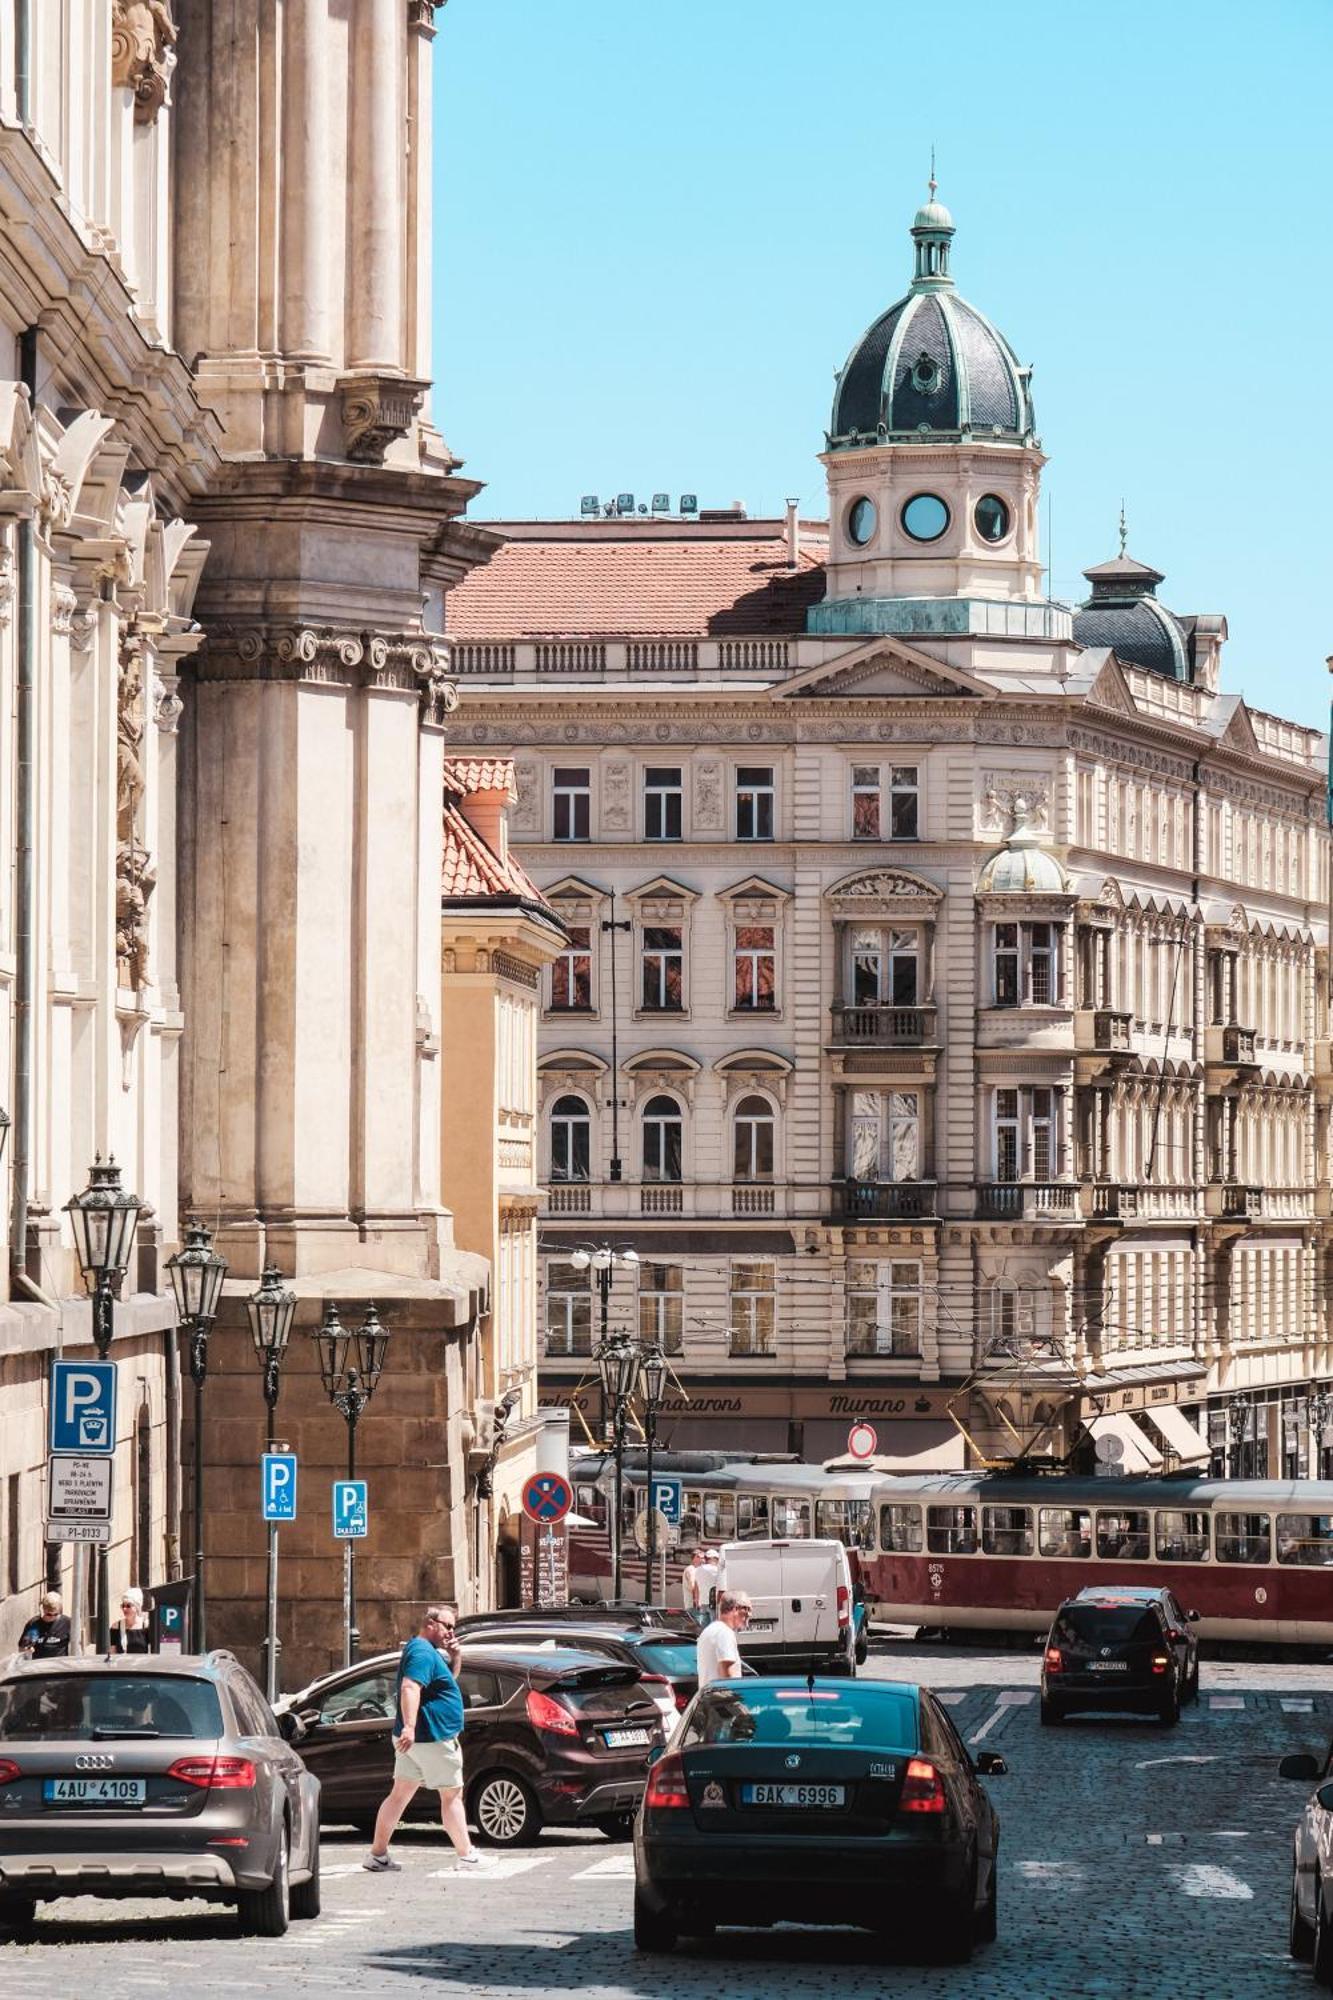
[521, 1471, 574, 1524]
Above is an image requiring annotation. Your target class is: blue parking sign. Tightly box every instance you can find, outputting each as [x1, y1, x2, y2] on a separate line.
[650, 1476, 682, 1526]
[332, 1479, 368, 1539]
[262, 1453, 298, 1522]
[50, 1360, 117, 1456]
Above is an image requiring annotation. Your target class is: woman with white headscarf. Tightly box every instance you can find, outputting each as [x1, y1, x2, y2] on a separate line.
[108, 1587, 151, 1654]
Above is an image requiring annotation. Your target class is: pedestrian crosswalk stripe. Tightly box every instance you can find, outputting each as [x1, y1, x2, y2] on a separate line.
[1208, 1696, 1245, 1710]
[427, 1856, 548, 1882]
[1282, 1698, 1314, 1712]
[572, 1854, 636, 1879]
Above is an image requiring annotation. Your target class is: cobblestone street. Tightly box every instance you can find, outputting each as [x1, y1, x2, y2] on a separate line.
[1, 1645, 1326, 1998]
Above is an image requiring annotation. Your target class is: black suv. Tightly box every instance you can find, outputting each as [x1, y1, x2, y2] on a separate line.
[1040, 1586, 1200, 1726]
[278, 1642, 664, 1846]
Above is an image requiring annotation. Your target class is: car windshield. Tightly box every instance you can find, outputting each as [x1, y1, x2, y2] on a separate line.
[0, 1673, 225, 1740]
[634, 1641, 702, 1679]
[680, 1683, 918, 1750]
[1054, 1606, 1159, 1647]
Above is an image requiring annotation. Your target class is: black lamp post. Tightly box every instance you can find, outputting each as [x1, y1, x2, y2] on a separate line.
[639, 1343, 669, 1605]
[64, 1157, 143, 1652]
[1226, 1394, 1250, 1481]
[568, 1245, 638, 1437]
[596, 1331, 642, 1603]
[312, 1301, 390, 1665]
[247, 1265, 297, 1701]
[165, 1222, 228, 1653]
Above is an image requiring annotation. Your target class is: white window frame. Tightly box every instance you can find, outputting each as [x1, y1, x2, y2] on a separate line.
[992, 1085, 1061, 1181]
[552, 767, 591, 841]
[545, 1261, 592, 1355]
[846, 1259, 924, 1358]
[851, 765, 881, 840]
[639, 1262, 684, 1355]
[642, 1093, 684, 1182]
[848, 1089, 921, 1183]
[732, 923, 777, 1012]
[992, 920, 1061, 1007]
[850, 927, 920, 1006]
[735, 766, 775, 842]
[640, 924, 685, 1011]
[888, 765, 920, 841]
[644, 766, 683, 842]
[728, 1259, 777, 1356]
[549, 1094, 592, 1182]
[549, 926, 593, 1013]
[732, 1094, 777, 1182]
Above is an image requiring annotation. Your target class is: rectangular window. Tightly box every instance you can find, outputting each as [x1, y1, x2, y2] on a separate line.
[981, 1505, 1034, 1557]
[879, 1503, 924, 1554]
[888, 931, 919, 1004]
[889, 765, 919, 840]
[702, 1494, 736, 1541]
[733, 925, 776, 1010]
[1038, 1507, 1092, 1558]
[816, 1498, 874, 1550]
[925, 1505, 976, 1555]
[993, 1085, 1061, 1180]
[737, 1493, 770, 1540]
[847, 1090, 919, 1182]
[545, 1262, 592, 1356]
[995, 923, 1020, 1006]
[852, 765, 881, 839]
[552, 767, 590, 841]
[1276, 1515, 1333, 1566]
[846, 1259, 922, 1357]
[735, 766, 774, 841]
[1030, 923, 1055, 1005]
[644, 766, 682, 841]
[638, 1263, 683, 1356]
[993, 921, 1061, 1007]
[550, 926, 592, 1011]
[1215, 1512, 1272, 1564]
[772, 1497, 812, 1538]
[729, 1260, 776, 1356]
[1094, 1509, 1150, 1560]
[6, 1472, 18, 1596]
[1154, 1510, 1211, 1562]
[641, 926, 683, 1010]
[995, 1088, 1020, 1181]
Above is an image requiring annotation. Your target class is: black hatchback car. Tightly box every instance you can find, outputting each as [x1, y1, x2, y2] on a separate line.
[454, 1619, 729, 1722]
[633, 1678, 1005, 1961]
[277, 1643, 664, 1846]
[1041, 1586, 1200, 1726]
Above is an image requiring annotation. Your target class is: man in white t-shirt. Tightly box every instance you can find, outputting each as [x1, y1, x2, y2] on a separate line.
[696, 1591, 752, 1685]
[680, 1551, 704, 1612]
[693, 1548, 720, 1613]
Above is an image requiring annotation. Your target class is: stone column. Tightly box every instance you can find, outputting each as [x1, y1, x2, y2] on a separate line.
[280, 0, 332, 363]
[346, 0, 405, 372]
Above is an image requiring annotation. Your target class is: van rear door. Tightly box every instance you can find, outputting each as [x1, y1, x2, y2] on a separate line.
[719, 1546, 785, 1642]
[779, 1541, 840, 1651]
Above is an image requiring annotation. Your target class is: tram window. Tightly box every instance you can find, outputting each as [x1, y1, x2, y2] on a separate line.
[1154, 1510, 1210, 1563]
[577, 1485, 606, 1528]
[772, 1497, 812, 1539]
[702, 1495, 736, 1542]
[1038, 1508, 1092, 1559]
[926, 1505, 977, 1556]
[879, 1504, 924, 1554]
[738, 1493, 770, 1541]
[981, 1506, 1033, 1557]
[678, 1492, 703, 1548]
[1094, 1510, 1150, 1560]
[817, 1499, 874, 1550]
[1215, 1512, 1272, 1565]
[1276, 1514, 1333, 1566]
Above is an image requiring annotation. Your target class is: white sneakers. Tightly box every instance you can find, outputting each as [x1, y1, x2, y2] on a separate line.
[454, 1849, 486, 1869]
[362, 1850, 402, 1872]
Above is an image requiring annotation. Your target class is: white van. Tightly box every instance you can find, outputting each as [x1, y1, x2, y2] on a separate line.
[714, 1539, 857, 1675]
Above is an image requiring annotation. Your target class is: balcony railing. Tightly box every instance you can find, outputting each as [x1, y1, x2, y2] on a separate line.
[732, 1184, 776, 1215]
[451, 636, 792, 680]
[1205, 1022, 1258, 1068]
[978, 1181, 1079, 1220]
[830, 1003, 936, 1046]
[1079, 1182, 1200, 1222]
[547, 1184, 592, 1213]
[846, 1329, 921, 1360]
[1093, 1009, 1134, 1052]
[832, 1180, 938, 1221]
[641, 1185, 684, 1215]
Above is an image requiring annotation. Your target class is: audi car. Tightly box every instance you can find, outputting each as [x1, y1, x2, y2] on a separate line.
[633, 1677, 1005, 1960]
[0, 1652, 320, 1939]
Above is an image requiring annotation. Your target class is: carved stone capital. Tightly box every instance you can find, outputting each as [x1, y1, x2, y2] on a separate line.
[200, 622, 458, 728]
[51, 583, 78, 636]
[152, 671, 183, 733]
[338, 374, 429, 465]
[112, 0, 177, 124]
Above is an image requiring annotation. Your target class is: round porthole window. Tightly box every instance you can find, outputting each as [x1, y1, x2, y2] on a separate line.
[848, 496, 878, 546]
[911, 351, 941, 394]
[900, 493, 950, 543]
[974, 494, 1011, 543]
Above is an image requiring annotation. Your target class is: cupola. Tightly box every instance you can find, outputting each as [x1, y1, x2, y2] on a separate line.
[977, 799, 1069, 895]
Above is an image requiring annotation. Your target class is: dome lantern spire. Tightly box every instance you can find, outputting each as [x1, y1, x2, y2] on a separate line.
[910, 163, 955, 290]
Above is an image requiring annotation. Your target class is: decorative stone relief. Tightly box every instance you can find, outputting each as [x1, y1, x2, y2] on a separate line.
[511, 763, 540, 833]
[152, 671, 183, 733]
[0, 548, 13, 628]
[978, 771, 1051, 836]
[116, 632, 153, 988]
[338, 375, 428, 465]
[111, 0, 177, 123]
[602, 760, 632, 832]
[202, 622, 458, 727]
[51, 584, 78, 637]
[694, 760, 724, 831]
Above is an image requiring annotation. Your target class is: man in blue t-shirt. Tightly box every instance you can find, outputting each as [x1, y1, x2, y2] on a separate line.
[364, 1604, 481, 1872]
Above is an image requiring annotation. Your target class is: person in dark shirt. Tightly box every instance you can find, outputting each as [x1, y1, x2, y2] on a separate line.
[19, 1593, 71, 1659]
[108, 1587, 151, 1654]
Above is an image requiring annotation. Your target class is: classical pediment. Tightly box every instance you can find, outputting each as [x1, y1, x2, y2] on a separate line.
[774, 634, 991, 701]
[827, 865, 944, 916]
[1082, 655, 1138, 717]
[1215, 699, 1261, 759]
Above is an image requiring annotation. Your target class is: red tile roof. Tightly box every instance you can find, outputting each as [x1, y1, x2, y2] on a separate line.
[443, 756, 517, 797]
[441, 800, 551, 911]
[445, 529, 829, 639]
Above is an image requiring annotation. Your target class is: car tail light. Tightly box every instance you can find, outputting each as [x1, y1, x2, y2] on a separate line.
[1151, 1654, 1170, 1675]
[1044, 1647, 1062, 1674]
[525, 1689, 579, 1737]
[836, 1585, 851, 1628]
[638, 1673, 671, 1689]
[166, 1756, 256, 1790]
[898, 1757, 948, 1815]
[644, 1754, 690, 1809]
[0, 1759, 21, 1783]
[674, 1688, 691, 1712]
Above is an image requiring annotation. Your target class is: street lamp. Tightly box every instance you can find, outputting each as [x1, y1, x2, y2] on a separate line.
[1226, 1394, 1251, 1481]
[568, 1245, 639, 1436]
[311, 1301, 391, 1665]
[166, 1222, 228, 1653]
[247, 1265, 297, 1701]
[596, 1330, 642, 1603]
[64, 1157, 143, 1651]
[639, 1343, 669, 1606]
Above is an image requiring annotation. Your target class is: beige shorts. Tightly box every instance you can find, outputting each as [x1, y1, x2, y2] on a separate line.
[393, 1736, 463, 1791]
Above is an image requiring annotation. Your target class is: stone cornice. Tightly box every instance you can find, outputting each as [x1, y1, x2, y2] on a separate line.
[198, 622, 458, 727]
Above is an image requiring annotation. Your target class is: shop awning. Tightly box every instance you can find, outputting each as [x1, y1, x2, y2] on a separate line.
[1087, 1412, 1162, 1473]
[1140, 1404, 1210, 1468]
[813, 1419, 966, 1472]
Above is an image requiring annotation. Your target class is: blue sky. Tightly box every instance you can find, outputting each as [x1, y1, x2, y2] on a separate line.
[435, 0, 1331, 729]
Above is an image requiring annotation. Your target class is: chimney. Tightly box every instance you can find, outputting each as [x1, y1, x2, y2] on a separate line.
[784, 497, 800, 570]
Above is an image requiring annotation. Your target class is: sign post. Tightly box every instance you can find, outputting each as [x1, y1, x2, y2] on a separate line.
[261, 1453, 297, 1702]
[332, 1479, 368, 1668]
[522, 1473, 572, 1612]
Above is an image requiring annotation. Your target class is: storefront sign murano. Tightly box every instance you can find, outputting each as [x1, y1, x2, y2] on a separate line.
[540, 1383, 958, 1422]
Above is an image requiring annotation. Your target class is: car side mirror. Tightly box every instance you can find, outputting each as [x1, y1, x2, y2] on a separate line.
[277, 1711, 306, 1745]
[1186, 1609, 1200, 1623]
[1280, 1753, 1320, 1780]
[975, 1752, 1007, 1777]
[1318, 1783, 1333, 1814]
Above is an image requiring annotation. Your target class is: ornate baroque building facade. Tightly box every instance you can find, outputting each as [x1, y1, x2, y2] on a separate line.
[447, 193, 1333, 1481]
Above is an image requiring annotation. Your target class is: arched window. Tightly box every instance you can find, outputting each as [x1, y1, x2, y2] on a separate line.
[642, 1094, 683, 1182]
[550, 1094, 591, 1182]
[732, 1094, 775, 1182]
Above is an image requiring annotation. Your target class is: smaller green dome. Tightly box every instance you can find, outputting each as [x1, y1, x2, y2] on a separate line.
[913, 197, 954, 232]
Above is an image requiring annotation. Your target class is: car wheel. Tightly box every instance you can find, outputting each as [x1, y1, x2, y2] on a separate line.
[1158, 1686, 1181, 1727]
[470, 1771, 542, 1847]
[1291, 1863, 1314, 1963]
[1039, 1699, 1063, 1726]
[1314, 1875, 1333, 1987]
[923, 1868, 976, 1964]
[592, 1812, 635, 1841]
[289, 1832, 322, 1921]
[633, 1886, 678, 1953]
[978, 1860, 998, 1945]
[237, 1825, 290, 1938]
[0, 1896, 37, 1941]
[855, 1626, 869, 1667]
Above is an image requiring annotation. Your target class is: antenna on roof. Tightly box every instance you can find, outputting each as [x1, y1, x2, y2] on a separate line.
[1118, 499, 1127, 558]
[929, 143, 937, 202]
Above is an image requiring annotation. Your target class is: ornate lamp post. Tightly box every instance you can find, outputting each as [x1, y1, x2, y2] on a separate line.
[64, 1157, 143, 1651]
[596, 1331, 642, 1602]
[639, 1343, 669, 1606]
[312, 1301, 391, 1665]
[568, 1245, 638, 1436]
[1226, 1394, 1251, 1482]
[247, 1265, 297, 1701]
[165, 1223, 228, 1652]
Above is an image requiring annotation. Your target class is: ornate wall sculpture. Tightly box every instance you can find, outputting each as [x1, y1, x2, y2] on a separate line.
[111, 0, 178, 123]
[115, 631, 154, 988]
